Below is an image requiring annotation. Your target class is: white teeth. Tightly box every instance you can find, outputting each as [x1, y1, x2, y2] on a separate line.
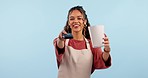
[73, 25, 79, 27]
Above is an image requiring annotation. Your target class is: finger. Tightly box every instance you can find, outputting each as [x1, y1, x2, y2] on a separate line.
[104, 44, 110, 47]
[103, 37, 109, 41]
[104, 33, 107, 37]
[103, 40, 110, 46]
[103, 42, 110, 47]
[104, 41, 109, 44]
[62, 30, 68, 34]
[59, 30, 67, 39]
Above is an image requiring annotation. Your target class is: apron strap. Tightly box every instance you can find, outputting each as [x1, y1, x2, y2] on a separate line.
[84, 38, 90, 50]
[65, 39, 69, 46]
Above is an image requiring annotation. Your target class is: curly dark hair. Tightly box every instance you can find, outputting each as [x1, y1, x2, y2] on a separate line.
[64, 6, 91, 39]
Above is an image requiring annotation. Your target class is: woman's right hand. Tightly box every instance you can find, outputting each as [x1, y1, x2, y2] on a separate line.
[58, 30, 68, 41]
[57, 30, 67, 48]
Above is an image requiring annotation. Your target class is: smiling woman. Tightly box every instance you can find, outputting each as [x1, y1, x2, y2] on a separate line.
[53, 6, 111, 78]
[64, 6, 91, 39]
[68, 10, 87, 40]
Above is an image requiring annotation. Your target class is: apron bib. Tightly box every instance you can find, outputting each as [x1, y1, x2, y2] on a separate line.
[58, 38, 93, 78]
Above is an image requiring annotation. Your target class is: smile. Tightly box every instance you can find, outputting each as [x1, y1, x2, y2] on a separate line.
[73, 24, 80, 28]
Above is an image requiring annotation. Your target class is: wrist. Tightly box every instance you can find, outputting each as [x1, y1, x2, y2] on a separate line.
[57, 38, 65, 49]
[104, 47, 111, 53]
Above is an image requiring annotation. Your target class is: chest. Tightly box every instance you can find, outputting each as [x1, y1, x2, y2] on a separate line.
[68, 39, 87, 50]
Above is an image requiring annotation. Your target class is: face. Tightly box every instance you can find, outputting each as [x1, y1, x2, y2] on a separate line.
[68, 10, 86, 33]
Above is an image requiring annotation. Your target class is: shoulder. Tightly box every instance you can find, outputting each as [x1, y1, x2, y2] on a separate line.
[85, 39, 92, 47]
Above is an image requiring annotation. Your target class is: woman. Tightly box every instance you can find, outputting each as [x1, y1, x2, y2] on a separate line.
[53, 6, 111, 78]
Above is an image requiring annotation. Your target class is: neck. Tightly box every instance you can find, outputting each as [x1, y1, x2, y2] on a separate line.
[72, 31, 84, 40]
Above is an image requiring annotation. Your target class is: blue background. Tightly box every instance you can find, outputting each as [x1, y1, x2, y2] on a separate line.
[0, 0, 148, 78]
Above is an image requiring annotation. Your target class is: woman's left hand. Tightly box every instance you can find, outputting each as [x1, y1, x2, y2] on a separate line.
[103, 35, 111, 53]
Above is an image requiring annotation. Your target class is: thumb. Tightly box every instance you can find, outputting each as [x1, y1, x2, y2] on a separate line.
[104, 33, 107, 37]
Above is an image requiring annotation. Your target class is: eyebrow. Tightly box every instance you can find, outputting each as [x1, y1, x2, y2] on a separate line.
[77, 16, 83, 18]
[69, 16, 83, 18]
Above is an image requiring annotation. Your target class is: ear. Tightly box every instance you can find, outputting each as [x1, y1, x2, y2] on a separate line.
[84, 19, 87, 25]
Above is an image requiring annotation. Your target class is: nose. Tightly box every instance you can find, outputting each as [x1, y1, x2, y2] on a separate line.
[73, 18, 79, 23]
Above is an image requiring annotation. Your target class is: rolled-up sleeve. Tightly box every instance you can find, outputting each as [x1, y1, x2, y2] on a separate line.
[92, 47, 111, 69]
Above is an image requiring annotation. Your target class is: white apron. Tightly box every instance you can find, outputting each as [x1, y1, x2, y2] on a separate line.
[58, 38, 93, 78]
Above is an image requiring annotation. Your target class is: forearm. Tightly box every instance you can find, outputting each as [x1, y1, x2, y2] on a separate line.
[102, 52, 110, 61]
[102, 46, 111, 61]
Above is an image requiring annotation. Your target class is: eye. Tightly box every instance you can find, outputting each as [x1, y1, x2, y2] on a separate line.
[69, 16, 75, 21]
[69, 18, 74, 20]
[77, 17, 83, 20]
